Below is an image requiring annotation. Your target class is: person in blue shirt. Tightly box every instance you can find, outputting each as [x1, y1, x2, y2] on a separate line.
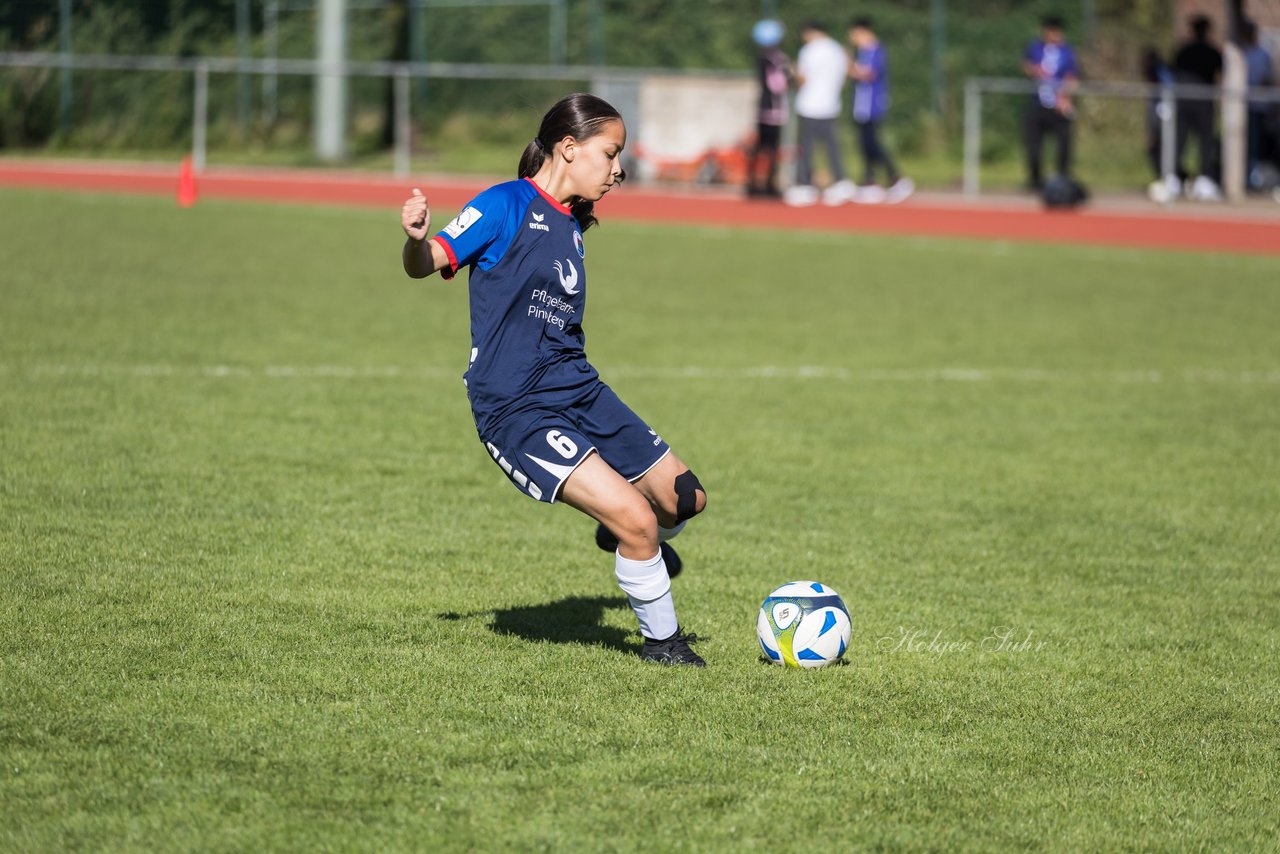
[1241, 19, 1276, 191]
[846, 17, 914, 204]
[1141, 46, 1176, 183]
[400, 93, 708, 666]
[1021, 15, 1080, 191]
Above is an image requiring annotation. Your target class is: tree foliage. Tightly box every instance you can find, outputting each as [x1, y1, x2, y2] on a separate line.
[1, 0, 1175, 156]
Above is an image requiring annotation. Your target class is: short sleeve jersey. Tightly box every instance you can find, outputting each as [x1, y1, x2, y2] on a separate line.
[431, 178, 597, 431]
[795, 36, 848, 119]
[852, 42, 890, 123]
[1024, 39, 1079, 109]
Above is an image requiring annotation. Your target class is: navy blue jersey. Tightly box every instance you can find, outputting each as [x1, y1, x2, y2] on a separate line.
[431, 178, 597, 433]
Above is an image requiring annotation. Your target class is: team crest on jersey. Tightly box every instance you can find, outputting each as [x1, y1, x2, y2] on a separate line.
[553, 258, 580, 295]
[573, 230, 584, 258]
[444, 206, 482, 238]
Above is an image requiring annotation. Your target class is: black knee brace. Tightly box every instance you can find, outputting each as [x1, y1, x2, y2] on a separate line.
[674, 470, 704, 522]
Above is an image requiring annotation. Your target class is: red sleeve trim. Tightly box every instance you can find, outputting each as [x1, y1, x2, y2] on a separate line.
[432, 234, 459, 280]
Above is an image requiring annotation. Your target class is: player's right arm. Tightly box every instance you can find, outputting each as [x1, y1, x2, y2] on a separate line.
[401, 188, 450, 279]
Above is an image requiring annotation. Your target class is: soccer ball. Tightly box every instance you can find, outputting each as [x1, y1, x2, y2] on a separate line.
[757, 581, 851, 668]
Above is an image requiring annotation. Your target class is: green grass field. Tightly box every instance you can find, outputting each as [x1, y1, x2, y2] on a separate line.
[2, 187, 1278, 851]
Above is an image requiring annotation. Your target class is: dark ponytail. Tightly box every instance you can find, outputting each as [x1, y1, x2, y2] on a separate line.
[516, 92, 626, 231]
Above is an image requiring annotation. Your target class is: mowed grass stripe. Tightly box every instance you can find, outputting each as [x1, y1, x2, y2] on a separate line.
[6, 363, 1280, 384]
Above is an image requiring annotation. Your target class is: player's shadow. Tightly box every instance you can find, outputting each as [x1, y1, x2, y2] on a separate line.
[441, 595, 637, 656]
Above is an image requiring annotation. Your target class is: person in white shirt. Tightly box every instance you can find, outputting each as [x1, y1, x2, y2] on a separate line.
[787, 20, 856, 206]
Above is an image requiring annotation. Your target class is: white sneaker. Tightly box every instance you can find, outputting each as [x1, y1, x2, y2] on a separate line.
[822, 179, 858, 206]
[1188, 175, 1223, 202]
[783, 184, 820, 207]
[854, 184, 887, 204]
[1147, 179, 1173, 204]
[885, 177, 915, 204]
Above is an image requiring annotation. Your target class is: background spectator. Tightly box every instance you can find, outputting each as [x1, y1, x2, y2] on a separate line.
[847, 17, 914, 204]
[785, 20, 856, 207]
[1240, 19, 1276, 192]
[1021, 15, 1079, 192]
[1142, 46, 1178, 200]
[1173, 14, 1223, 200]
[747, 19, 790, 198]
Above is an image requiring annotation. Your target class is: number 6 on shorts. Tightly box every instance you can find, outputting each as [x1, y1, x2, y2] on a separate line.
[546, 429, 578, 459]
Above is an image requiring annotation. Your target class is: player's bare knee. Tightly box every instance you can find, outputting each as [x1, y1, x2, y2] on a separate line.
[674, 469, 706, 522]
[610, 498, 660, 556]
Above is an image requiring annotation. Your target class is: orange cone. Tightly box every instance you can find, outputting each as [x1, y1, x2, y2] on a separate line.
[177, 156, 198, 208]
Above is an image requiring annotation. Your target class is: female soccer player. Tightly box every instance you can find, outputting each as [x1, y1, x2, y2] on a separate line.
[400, 93, 708, 666]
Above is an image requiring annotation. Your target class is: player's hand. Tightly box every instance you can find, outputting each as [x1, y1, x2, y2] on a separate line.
[402, 188, 430, 241]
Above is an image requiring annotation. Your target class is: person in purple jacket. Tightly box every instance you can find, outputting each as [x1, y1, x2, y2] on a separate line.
[1021, 15, 1080, 192]
[847, 17, 914, 204]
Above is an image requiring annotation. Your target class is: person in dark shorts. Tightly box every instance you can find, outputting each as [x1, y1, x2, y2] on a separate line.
[400, 94, 709, 666]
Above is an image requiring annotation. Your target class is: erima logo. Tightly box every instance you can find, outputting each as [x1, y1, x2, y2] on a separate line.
[648, 428, 662, 447]
[553, 258, 579, 295]
[443, 206, 482, 239]
[528, 211, 549, 232]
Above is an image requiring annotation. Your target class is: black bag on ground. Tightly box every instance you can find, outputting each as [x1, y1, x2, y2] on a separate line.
[1042, 175, 1089, 208]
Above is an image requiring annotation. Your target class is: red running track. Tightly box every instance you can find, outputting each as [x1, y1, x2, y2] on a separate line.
[3, 159, 1278, 256]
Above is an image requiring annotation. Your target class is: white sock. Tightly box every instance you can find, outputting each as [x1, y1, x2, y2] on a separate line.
[658, 521, 686, 543]
[614, 550, 678, 640]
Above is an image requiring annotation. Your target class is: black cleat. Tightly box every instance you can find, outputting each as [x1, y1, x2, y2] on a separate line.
[594, 524, 683, 579]
[594, 523, 619, 552]
[641, 628, 706, 667]
[658, 542, 683, 579]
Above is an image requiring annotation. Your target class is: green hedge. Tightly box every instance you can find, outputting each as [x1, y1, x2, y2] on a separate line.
[1, 0, 1172, 182]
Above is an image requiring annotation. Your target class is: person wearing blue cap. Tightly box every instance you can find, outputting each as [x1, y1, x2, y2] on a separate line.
[747, 19, 791, 198]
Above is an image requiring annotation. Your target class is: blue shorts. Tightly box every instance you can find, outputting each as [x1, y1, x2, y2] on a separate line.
[477, 382, 670, 503]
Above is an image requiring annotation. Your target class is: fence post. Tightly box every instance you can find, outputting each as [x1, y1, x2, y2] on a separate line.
[1159, 84, 1176, 194]
[550, 0, 567, 65]
[236, 0, 251, 136]
[1222, 44, 1246, 202]
[59, 0, 73, 137]
[963, 80, 981, 199]
[315, 0, 349, 162]
[264, 0, 279, 125]
[193, 62, 209, 173]
[394, 65, 411, 179]
[930, 0, 946, 113]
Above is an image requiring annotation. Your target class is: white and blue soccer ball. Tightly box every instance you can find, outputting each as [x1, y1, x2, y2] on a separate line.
[757, 581, 851, 668]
